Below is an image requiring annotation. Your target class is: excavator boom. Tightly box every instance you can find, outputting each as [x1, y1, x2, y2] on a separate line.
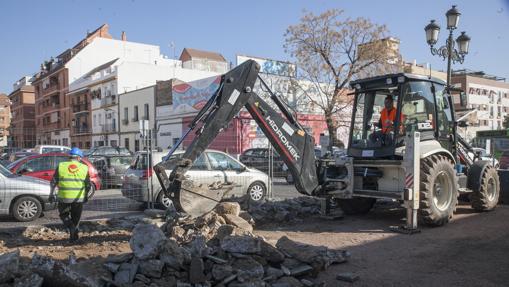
[153, 60, 320, 216]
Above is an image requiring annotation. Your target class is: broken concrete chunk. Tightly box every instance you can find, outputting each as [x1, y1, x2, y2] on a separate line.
[300, 278, 314, 287]
[114, 263, 139, 285]
[228, 280, 266, 287]
[13, 273, 43, 287]
[258, 240, 285, 264]
[215, 202, 241, 216]
[205, 254, 228, 264]
[130, 224, 167, 260]
[106, 253, 134, 263]
[135, 273, 151, 284]
[264, 267, 284, 280]
[273, 276, 304, 287]
[189, 235, 212, 258]
[222, 214, 253, 233]
[103, 262, 120, 273]
[31, 254, 100, 287]
[221, 235, 261, 254]
[189, 257, 206, 284]
[139, 259, 164, 278]
[211, 264, 233, 281]
[234, 257, 264, 283]
[0, 249, 20, 283]
[159, 239, 191, 269]
[336, 272, 359, 283]
[276, 236, 348, 271]
[238, 211, 255, 225]
[290, 264, 313, 276]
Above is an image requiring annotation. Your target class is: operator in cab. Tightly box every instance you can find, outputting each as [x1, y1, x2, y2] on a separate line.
[378, 95, 398, 134]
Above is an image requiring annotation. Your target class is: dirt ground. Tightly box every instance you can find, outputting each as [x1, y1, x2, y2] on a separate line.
[1, 203, 508, 286]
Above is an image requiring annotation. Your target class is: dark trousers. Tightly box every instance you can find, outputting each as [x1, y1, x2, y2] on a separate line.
[58, 202, 83, 231]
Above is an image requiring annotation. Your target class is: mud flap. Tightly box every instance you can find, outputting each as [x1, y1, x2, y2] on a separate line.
[169, 179, 233, 218]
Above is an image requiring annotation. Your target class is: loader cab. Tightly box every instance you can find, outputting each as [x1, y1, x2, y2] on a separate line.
[348, 73, 452, 159]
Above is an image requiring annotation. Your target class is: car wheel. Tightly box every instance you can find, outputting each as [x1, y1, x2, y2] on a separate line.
[248, 182, 266, 202]
[157, 190, 173, 209]
[11, 196, 43, 222]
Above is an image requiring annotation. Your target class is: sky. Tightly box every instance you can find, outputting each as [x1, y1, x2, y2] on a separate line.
[0, 0, 508, 93]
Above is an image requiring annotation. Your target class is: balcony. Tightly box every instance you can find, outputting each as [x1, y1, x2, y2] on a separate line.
[100, 95, 117, 108]
[102, 124, 117, 133]
[41, 84, 60, 96]
[73, 127, 91, 135]
[72, 103, 89, 113]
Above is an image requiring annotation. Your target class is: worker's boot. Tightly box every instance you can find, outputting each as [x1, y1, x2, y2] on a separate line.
[69, 225, 79, 243]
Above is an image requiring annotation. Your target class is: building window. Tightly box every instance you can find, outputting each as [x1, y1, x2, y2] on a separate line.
[125, 138, 130, 150]
[133, 106, 139, 122]
[134, 139, 140, 151]
[124, 107, 128, 124]
[144, 104, 149, 120]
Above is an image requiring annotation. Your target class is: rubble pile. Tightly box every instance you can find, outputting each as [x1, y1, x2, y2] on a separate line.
[103, 202, 350, 286]
[247, 197, 323, 224]
[0, 201, 351, 286]
[0, 250, 106, 287]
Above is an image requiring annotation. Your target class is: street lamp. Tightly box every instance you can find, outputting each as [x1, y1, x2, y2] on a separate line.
[424, 5, 471, 86]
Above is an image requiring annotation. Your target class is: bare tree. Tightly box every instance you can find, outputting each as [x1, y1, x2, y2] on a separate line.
[284, 9, 397, 147]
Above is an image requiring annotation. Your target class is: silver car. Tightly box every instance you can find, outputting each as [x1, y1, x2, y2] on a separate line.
[121, 149, 269, 208]
[0, 164, 55, 222]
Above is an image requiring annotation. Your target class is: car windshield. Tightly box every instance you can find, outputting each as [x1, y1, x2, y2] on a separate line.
[7, 157, 26, 169]
[0, 164, 14, 177]
[109, 156, 132, 166]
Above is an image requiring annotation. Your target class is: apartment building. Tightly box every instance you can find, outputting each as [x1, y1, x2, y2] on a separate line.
[33, 24, 112, 146]
[0, 94, 10, 147]
[451, 70, 509, 142]
[8, 76, 35, 148]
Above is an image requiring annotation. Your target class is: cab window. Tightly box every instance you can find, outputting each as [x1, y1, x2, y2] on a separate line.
[435, 85, 453, 137]
[400, 81, 436, 137]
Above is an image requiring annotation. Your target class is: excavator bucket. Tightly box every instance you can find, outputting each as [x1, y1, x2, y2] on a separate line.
[172, 179, 233, 217]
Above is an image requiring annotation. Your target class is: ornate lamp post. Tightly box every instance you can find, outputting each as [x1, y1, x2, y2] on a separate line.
[424, 5, 471, 87]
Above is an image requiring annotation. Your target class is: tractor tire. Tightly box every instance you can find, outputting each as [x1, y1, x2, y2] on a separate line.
[471, 165, 499, 211]
[419, 155, 458, 226]
[335, 198, 376, 215]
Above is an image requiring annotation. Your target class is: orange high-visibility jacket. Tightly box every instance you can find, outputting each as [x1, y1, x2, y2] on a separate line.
[380, 107, 397, 134]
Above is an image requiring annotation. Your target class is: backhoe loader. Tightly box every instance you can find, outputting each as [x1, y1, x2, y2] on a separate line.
[153, 60, 500, 228]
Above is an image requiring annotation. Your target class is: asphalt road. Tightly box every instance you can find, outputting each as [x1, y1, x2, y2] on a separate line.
[0, 180, 300, 228]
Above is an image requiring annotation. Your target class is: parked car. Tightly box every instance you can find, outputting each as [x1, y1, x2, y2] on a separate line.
[7, 152, 36, 163]
[85, 146, 132, 157]
[499, 150, 509, 170]
[92, 155, 133, 188]
[122, 149, 269, 208]
[0, 164, 55, 222]
[7, 153, 101, 191]
[32, 145, 71, 154]
[239, 148, 286, 177]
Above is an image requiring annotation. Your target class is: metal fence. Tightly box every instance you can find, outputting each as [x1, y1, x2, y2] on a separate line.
[1, 127, 295, 222]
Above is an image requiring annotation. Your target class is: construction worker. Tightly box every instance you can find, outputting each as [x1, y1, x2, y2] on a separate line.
[49, 147, 91, 243]
[379, 95, 398, 134]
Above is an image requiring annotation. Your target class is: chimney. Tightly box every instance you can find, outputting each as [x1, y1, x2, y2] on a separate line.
[121, 31, 127, 41]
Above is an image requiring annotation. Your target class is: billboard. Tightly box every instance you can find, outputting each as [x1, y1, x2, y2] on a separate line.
[237, 55, 296, 77]
[172, 76, 221, 113]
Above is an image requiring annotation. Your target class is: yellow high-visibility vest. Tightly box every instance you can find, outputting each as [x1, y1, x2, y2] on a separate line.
[56, 160, 89, 203]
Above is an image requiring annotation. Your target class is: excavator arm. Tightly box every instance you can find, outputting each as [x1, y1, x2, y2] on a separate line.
[153, 60, 320, 216]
